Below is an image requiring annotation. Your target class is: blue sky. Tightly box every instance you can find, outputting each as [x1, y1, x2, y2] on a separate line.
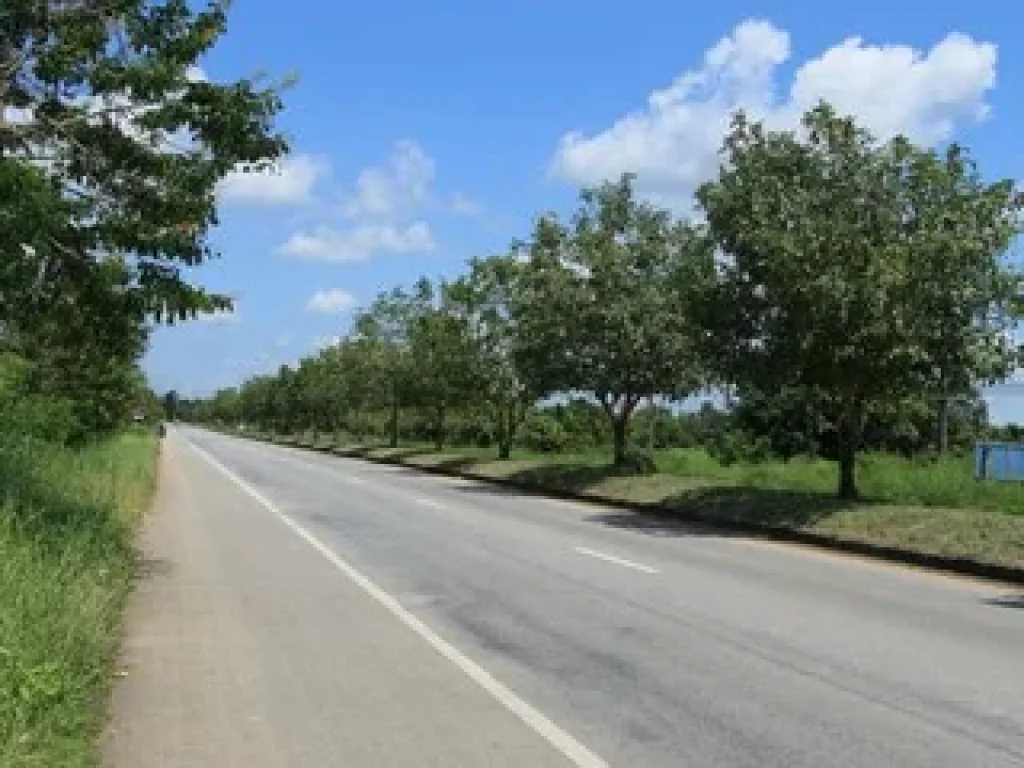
[144, 0, 1024, 423]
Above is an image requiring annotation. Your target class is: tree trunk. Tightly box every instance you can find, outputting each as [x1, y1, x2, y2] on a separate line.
[389, 392, 399, 448]
[434, 403, 446, 451]
[647, 396, 656, 454]
[612, 416, 628, 466]
[838, 446, 857, 500]
[836, 401, 862, 499]
[496, 403, 511, 460]
[937, 396, 949, 455]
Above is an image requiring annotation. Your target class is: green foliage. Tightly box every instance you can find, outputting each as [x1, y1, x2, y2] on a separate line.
[2, 0, 288, 319]
[612, 449, 657, 477]
[518, 410, 570, 454]
[187, 102, 1020, 501]
[515, 174, 713, 465]
[705, 430, 772, 467]
[697, 104, 1022, 497]
[449, 253, 532, 457]
[551, 399, 611, 449]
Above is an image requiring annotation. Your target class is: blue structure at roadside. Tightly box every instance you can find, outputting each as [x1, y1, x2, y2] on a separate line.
[974, 442, 1024, 481]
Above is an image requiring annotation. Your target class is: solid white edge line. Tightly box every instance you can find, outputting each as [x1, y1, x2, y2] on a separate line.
[185, 436, 609, 768]
[575, 547, 659, 575]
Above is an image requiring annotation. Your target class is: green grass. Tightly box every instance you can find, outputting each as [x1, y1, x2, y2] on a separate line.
[654, 448, 1024, 513]
[248, 429, 1024, 568]
[0, 429, 158, 768]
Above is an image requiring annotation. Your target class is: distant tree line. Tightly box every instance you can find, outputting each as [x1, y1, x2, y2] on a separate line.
[184, 105, 1022, 498]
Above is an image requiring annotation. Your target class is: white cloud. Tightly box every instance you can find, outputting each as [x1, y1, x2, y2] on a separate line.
[344, 139, 435, 218]
[450, 192, 484, 217]
[279, 221, 435, 262]
[305, 289, 358, 314]
[311, 334, 344, 351]
[551, 20, 997, 206]
[192, 308, 240, 326]
[278, 139, 481, 262]
[218, 154, 327, 206]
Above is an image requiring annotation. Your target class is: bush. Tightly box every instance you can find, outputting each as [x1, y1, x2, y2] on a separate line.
[518, 410, 570, 453]
[706, 430, 772, 466]
[614, 450, 657, 476]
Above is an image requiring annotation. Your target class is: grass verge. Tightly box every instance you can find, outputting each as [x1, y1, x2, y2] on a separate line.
[0, 429, 158, 768]
[255, 431, 1024, 570]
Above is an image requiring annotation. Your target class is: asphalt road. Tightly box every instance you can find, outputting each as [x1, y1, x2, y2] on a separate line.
[106, 427, 1024, 767]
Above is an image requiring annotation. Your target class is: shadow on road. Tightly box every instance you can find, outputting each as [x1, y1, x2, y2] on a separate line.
[982, 594, 1024, 610]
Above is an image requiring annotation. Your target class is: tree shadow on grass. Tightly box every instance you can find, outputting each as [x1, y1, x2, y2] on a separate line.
[503, 462, 629, 493]
[428, 456, 485, 473]
[447, 458, 862, 533]
[375, 447, 441, 462]
[579, 487, 859, 541]
[654, 485, 860, 529]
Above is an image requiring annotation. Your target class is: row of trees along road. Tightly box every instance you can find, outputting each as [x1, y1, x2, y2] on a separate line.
[187, 105, 1022, 500]
[1, 1, 287, 442]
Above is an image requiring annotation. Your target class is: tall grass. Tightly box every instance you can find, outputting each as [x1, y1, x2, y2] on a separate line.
[0, 430, 157, 768]
[656, 448, 1024, 514]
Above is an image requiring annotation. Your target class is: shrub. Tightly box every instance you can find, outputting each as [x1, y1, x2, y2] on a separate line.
[518, 410, 570, 453]
[706, 430, 772, 466]
[614, 450, 657, 476]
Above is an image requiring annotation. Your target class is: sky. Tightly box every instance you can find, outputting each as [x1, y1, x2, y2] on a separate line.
[144, 0, 1024, 423]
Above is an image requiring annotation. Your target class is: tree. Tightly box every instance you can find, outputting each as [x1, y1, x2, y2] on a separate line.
[448, 253, 532, 459]
[697, 104, 1022, 498]
[901, 145, 1023, 453]
[353, 288, 416, 448]
[240, 375, 277, 431]
[516, 174, 713, 466]
[1, 0, 288, 321]
[163, 390, 179, 422]
[406, 278, 478, 451]
[206, 387, 241, 426]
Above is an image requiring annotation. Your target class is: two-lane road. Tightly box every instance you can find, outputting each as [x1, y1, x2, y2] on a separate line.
[106, 427, 1024, 767]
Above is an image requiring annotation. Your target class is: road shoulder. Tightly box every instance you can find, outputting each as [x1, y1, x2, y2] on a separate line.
[103, 434, 585, 767]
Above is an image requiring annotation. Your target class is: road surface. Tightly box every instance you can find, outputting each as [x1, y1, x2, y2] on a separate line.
[105, 427, 1024, 767]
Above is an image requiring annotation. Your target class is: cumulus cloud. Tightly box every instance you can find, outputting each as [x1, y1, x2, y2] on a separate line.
[278, 139, 484, 262]
[279, 221, 435, 262]
[551, 20, 997, 206]
[305, 289, 359, 314]
[192, 308, 240, 326]
[219, 154, 327, 206]
[344, 139, 435, 218]
[450, 192, 484, 217]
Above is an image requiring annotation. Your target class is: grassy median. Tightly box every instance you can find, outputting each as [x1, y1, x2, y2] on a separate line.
[0, 430, 158, 768]
[260, 432, 1024, 569]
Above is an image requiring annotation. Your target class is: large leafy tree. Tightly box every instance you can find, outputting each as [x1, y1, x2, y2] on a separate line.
[352, 287, 417, 448]
[447, 254, 532, 459]
[1, 0, 287, 320]
[902, 144, 1023, 452]
[516, 174, 713, 466]
[405, 277, 478, 451]
[698, 104, 1021, 498]
[1, 162, 152, 439]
